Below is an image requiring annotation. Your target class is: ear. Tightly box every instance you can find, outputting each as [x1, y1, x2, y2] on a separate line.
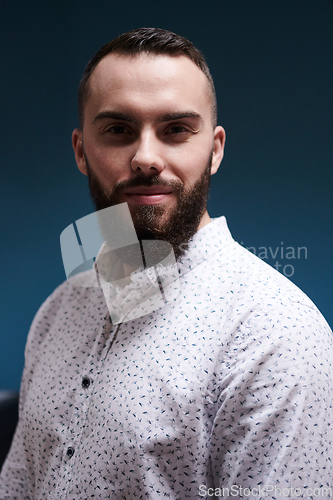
[72, 128, 88, 176]
[211, 126, 226, 175]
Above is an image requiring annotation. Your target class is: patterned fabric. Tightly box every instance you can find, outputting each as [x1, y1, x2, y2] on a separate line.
[0, 217, 332, 499]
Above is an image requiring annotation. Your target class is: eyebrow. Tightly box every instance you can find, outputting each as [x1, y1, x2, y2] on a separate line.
[159, 112, 202, 123]
[92, 110, 203, 126]
[93, 111, 138, 125]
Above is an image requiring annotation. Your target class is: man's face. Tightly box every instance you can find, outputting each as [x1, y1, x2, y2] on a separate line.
[72, 53, 225, 259]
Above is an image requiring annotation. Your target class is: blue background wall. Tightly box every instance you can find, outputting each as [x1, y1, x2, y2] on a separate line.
[1, 0, 332, 390]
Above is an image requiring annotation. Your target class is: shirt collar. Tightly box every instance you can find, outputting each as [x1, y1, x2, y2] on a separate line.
[176, 216, 234, 277]
[94, 216, 234, 280]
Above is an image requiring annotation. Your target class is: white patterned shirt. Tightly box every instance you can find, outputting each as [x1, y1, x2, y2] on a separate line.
[0, 217, 332, 499]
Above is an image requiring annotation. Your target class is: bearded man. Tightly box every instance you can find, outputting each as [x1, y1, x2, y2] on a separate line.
[1, 28, 332, 499]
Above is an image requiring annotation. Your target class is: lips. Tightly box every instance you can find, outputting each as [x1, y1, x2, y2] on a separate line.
[123, 186, 174, 205]
[124, 186, 173, 195]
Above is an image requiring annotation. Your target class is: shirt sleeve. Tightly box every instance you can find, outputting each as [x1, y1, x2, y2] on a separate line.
[0, 399, 30, 499]
[0, 284, 67, 500]
[209, 302, 333, 498]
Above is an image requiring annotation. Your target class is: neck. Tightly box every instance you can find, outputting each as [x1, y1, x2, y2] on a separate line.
[197, 211, 212, 230]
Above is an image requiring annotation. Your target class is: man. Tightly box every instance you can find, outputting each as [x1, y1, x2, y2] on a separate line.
[0, 28, 332, 499]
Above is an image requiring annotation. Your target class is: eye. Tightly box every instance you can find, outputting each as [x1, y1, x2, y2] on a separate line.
[166, 125, 190, 135]
[105, 124, 131, 134]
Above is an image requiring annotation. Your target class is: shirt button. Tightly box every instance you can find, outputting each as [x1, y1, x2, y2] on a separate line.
[66, 447, 75, 459]
[82, 377, 91, 389]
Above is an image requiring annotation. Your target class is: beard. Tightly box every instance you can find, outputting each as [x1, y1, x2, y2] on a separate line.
[85, 153, 213, 265]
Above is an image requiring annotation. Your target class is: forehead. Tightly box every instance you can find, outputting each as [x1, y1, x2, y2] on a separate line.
[86, 53, 212, 121]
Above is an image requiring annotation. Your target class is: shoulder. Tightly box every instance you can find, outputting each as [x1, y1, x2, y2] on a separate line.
[194, 234, 332, 354]
[210, 239, 321, 312]
[219, 245, 332, 372]
[24, 270, 105, 363]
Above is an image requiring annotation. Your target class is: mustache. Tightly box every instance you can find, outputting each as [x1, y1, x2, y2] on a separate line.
[110, 175, 184, 197]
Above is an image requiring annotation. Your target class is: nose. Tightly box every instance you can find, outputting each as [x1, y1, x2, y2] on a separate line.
[131, 130, 164, 174]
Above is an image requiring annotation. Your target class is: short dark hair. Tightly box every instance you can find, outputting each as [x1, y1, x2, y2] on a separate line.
[78, 27, 217, 129]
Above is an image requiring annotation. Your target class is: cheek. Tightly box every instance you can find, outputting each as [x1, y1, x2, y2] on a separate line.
[85, 143, 130, 187]
[170, 148, 211, 184]
[169, 134, 212, 164]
